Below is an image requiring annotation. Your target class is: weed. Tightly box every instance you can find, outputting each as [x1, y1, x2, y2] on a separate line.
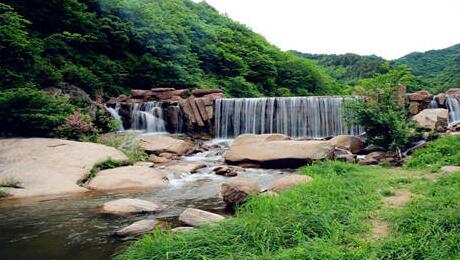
[0, 178, 22, 188]
[99, 132, 147, 164]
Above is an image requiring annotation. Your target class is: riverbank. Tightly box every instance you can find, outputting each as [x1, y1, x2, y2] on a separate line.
[117, 160, 460, 259]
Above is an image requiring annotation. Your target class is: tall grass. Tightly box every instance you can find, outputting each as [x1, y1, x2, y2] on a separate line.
[116, 161, 384, 259]
[406, 135, 460, 171]
[99, 132, 147, 164]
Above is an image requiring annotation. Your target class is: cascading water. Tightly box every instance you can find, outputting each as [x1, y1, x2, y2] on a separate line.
[130, 102, 166, 132]
[104, 103, 124, 131]
[428, 97, 439, 108]
[214, 96, 363, 138]
[446, 95, 460, 126]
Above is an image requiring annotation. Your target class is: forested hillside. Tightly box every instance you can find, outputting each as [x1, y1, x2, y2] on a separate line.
[395, 43, 460, 92]
[291, 51, 389, 86]
[0, 0, 340, 98]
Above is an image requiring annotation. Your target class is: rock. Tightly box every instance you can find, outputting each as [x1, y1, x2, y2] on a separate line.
[220, 180, 261, 207]
[358, 151, 387, 165]
[409, 102, 420, 115]
[191, 89, 224, 97]
[0, 138, 127, 199]
[412, 108, 449, 131]
[159, 152, 179, 160]
[440, 166, 460, 174]
[435, 93, 447, 106]
[270, 175, 313, 193]
[161, 162, 206, 176]
[172, 89, 190, 98]
[117, 95, 128, 102]
[99, 198, 166, 216]
[213, 166, 239, 177]
[334, 148, 356, 163]
[408, 90, 432, 102]
[87, 166, 168, 191]
[224, 134, 334, 168]
[134, 161, 154, 167]
[328, 135, 365, 154]
[446, 88, 460, 95]
[114, 219, 159, 237]
[179, 208, 225, 227]
[171, 227, 194, 233]
[130, 89, 149, 98]
[141, 135, 194, 156]
[148, 154, 169, 164]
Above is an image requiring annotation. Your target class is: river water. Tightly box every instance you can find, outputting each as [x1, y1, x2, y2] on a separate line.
[0, 139, 292, 260]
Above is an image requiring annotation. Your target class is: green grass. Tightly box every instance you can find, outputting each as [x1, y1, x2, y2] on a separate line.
[0, 177, 22, 188]
[115, 160, 460, 259]
[99, 132, 147, 164]
[79, 158, 126, 185]
[406, 135, 460, 172]
[0, 189, 11, 198]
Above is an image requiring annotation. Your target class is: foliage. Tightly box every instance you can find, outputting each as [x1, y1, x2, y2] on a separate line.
[98, 132, 147, 164]
[80, 158, 126, 184]
[355, 65, 424, 93]
[0, 178, 22, 188]
[405, 135, 460, 172]
[56, 110, 99, 141]
[0, 189, 11, 198]
[1, 0, 338, 98]
[343, 68, 418, 153]
[0, 88, 74, 136]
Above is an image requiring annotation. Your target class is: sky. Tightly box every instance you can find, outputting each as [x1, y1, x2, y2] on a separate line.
[192, 0, 460, 60]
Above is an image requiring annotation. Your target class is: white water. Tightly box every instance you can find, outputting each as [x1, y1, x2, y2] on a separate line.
[104, 104, 124, 131]
[214, 97, 363, 138]
[446, 96, 460, 126]
[130, 102, 166, 132]
[428, 97, 439, 108]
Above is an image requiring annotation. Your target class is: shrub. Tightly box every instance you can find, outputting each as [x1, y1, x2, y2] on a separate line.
[56, 110, 99, 142]
[79, 158, 126, 184]
[98, 132, 147, 164]
[0, 87, 75, 136]
[0, 178, 22, 188]
[0, 189, 11, 198]
[406, 135, 460, 171]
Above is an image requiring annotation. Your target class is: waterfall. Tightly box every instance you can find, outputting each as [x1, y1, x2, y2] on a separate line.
[428, 97, 439, 108]
[446, 96, 460, 126]
[104, 103, 124, 131]
[214, 97, 363, 138]
[130, 102, 166, 133]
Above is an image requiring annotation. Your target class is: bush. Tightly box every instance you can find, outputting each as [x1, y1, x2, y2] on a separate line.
[56, 110, 99, 142]
[0, 87, 74, 136]
[0, 178, 22, 188]
[79, 158, 126, 184]
[99, 132, 147, 164]
[406, 135, 460, 171]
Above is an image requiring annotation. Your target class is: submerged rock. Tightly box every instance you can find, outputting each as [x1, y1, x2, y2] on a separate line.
[114, 219, 160, 237]
[220, 180, 261, 208]
[270, 175, 313, 193]
[141, 135, 194, 156]
[179, 208, 225, 227]
[0, 138, 127, 199]
[224, 134, 334, 168]
[99, 198, 166, 216]
[87, 166, 168, 191]
[213, 166, 239, 177]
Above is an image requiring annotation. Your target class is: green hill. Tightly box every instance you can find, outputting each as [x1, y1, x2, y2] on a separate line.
[0, 0, 339, 98]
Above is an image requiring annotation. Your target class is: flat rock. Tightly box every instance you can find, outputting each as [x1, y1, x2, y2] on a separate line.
[412, 108, 448, 131]
[87, 166, 168, 191]
[224, 134, 334, 168]
[270, 175, 313, 192]
[141, 135, 194, 156]
[99, 198, 166, 216]
[440, 166, 460, 174]
[115, 219, 159, 237]
[179, 208, 225, 227]
[0, 138, 127, 199]
[220, 180, 261, 207]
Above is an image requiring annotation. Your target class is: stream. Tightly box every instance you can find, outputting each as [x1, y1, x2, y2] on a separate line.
[0, 139, 293, 260]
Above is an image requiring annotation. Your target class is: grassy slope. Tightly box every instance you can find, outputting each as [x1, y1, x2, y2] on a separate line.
[117, 136, 460, 259]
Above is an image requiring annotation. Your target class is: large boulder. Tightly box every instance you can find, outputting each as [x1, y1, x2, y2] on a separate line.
[114, 219, 160, 237]
[87, 166, 168, 191]
[141, 135, 194, 156]
[179, 208, 225, 227]
[0, 138, 127, 199]
[358, 151, 388, 165]
[99, 198, 166, 216]
[412, 108, 449, 131]
[407, 90, 432, 102]
[270, 175, 313, 193]
[328, 135, 365, 154]
[220, 180, 261, 208]
[224, 134, 334, 168]
[446, 88, 460, 96]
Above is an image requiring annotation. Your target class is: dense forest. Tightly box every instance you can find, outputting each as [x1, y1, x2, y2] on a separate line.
[0, 0, 340, 98]
[295, 44, 460, 93]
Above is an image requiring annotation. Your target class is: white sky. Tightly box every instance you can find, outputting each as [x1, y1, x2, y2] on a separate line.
[192, 0, 460, 60]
